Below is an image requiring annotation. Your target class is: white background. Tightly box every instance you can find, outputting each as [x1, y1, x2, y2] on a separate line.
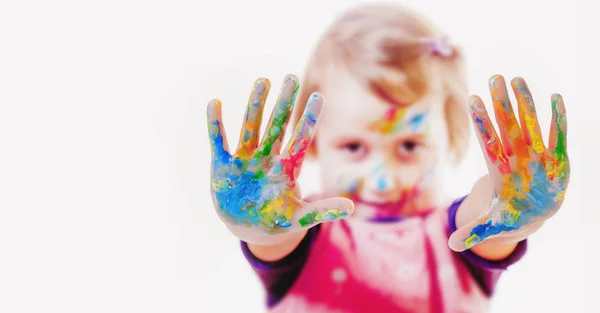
[0, 0, 596, 312]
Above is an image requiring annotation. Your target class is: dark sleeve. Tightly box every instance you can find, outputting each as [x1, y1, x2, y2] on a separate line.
[447, 196, 528, 297]
[240, 225, 320, 308]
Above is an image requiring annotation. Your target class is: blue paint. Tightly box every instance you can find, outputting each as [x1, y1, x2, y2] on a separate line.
[474, 117, 487, 135]
[276, 215, 291, 228]
[408, 113, 426, 132]
[213, 169, 270, 226]
[210, 122, 273, 226]
[470, 220, 517, 241]
[272, 163, 282, 174]
[467, 162, 560, 243]
[210, 121, 232, 165]
[371, 164, 388, 191]
[305, 112, 317, 123]
[377, 175, 387, 191]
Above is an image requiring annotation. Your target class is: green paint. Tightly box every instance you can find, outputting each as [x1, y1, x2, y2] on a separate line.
[260, 82, 299, 156]
[299, 211, 318, 227]
[552, 98, 567, 162]
[290, 83, 299, 108]
[298, 209, 348, 227]
[253, 170, 265, 181]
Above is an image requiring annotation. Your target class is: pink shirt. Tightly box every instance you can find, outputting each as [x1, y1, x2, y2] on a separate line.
[242, 196, 527, 313]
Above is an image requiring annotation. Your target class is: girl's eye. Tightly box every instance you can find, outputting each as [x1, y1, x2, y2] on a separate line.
[396, 140, 420, 159]
[338, 141, 368, 161]
[401, 141, 417, 152]
[345, 142, 362, 152]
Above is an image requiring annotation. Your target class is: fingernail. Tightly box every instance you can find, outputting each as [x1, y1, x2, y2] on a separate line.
[305, 93, 324, 121]
[469, 97, 484, 114]
[280, 77, 299, 106]
[552, 94, 565, 114]
[207, 99, 221, 120]
[249, 81, 267, 107]
[511, 77, 525, 89]
[254, 78, 269, 95]
[489, 74, 505, 87]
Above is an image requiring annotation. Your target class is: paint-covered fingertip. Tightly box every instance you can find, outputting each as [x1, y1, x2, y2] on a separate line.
[283, 73, 300, 85]
[340, 197, 355, 215]
[510, 77, 527, 88]
[468, 95, 484, 110]
[489, 74, 506, 86]
[208, 98, 221, 106]
[279, 74, 300, 103]
[207, 99, 222, 119]
[551, 93, 563, 102]
[447, 234, 474, 252]
[254, 77, 271, 90]
[303, 92, 325, 124]
[308, 92, 325, 105]
[551, 93, 566, 115]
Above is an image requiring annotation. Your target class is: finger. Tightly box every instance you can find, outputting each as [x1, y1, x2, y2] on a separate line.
[207, 99, 231, 161]
[469, 95, 511, 175]
[293, 197, 355, 229]
[235, 78, 271, 157]
[281, 93, 324, 180]
[511, 77, 545, 154]
[451, 219, 543, 249]
[549, 93, 567, 161]
[489, 75, 526, 159]
[448, 215, 494, 252]
[257, 74, 300, 156]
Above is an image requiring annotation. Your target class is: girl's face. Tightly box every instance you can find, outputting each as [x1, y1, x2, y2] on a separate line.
[315, 70, 451, 218]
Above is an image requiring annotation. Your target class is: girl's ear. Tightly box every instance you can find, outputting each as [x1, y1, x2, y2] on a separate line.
[307, 139, 318, 159]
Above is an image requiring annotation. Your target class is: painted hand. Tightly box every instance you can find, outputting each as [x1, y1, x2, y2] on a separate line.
[207, 75, 354, 245]
[449, 75, 569, 252]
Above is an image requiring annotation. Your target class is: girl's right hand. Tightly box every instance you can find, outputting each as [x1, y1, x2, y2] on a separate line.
[207, 74, 354, 245]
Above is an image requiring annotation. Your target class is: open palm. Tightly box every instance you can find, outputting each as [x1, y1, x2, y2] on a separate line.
[450, 75, 569, 251]
[207, 75, 353, 245]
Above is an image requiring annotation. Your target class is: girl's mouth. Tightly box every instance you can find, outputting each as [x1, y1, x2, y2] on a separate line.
[348, 194, 407, 211]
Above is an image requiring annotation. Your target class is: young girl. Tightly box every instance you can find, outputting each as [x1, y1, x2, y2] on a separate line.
[206, 4, 569, 312]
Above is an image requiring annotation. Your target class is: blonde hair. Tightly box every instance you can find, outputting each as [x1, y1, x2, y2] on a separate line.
[293, 4, 470, 164]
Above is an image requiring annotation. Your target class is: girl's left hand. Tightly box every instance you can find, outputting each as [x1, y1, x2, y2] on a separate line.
[449, 75, 570, 252]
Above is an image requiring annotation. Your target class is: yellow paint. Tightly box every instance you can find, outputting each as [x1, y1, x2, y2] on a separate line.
[465, 234, 480, 249]
[370, 107, 407, 134]
[525, 115, 545, 153]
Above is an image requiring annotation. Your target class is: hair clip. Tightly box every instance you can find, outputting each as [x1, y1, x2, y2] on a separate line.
[418, 35, 453, 57]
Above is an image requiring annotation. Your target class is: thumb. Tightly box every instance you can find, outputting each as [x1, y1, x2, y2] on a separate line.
[448, 216, 492, 252]
[292, 197, 354, 230]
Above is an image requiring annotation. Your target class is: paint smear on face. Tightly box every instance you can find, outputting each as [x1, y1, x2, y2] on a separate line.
[369, 107, 427, 135]
[371, 164, 390, 192]
[335, 167, 432, 218]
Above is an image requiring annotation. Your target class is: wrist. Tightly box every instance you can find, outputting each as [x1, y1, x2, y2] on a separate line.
[247, 229, 308, 262]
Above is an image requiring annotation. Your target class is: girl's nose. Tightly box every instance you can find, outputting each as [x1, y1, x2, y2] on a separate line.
[366, 165, 398, 194]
